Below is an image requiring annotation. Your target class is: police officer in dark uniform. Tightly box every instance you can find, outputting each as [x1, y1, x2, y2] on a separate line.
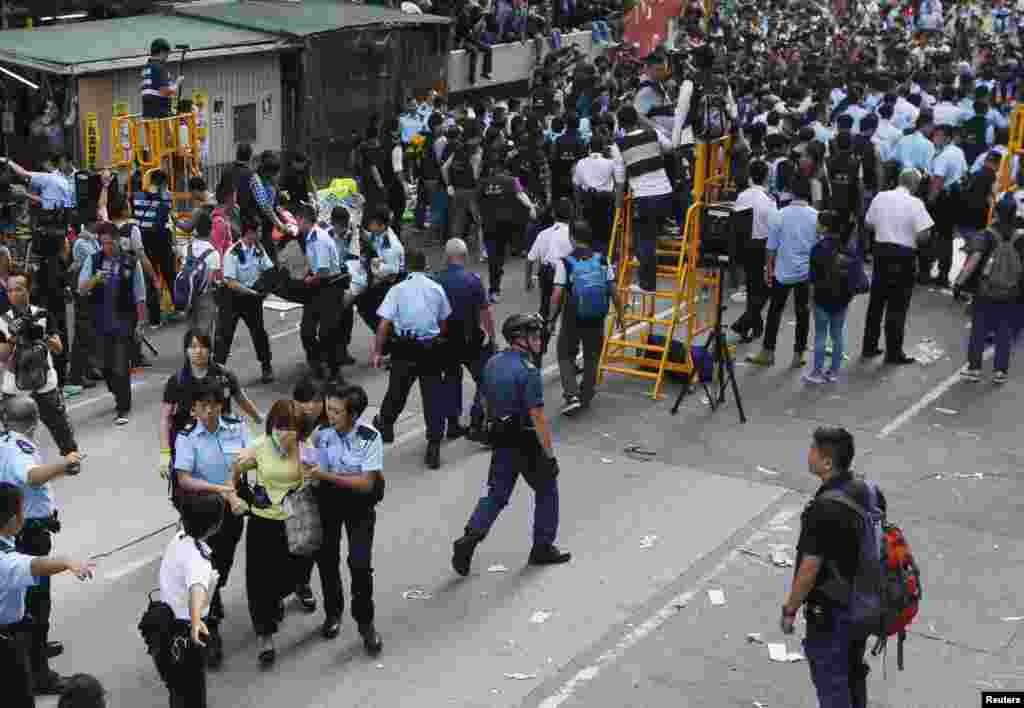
[310, 383, 384, 655]
[451, 314, 571, 576]
[433, 238, 498, 442]
[478, 150, 537, 301]
[0, 396, 84, 695]
[549, 112, 588, 205]
[371, 248, 451, 470]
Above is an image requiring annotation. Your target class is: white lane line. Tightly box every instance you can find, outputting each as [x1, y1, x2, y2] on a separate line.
[877, 346, 994, 439]
[536, 506, 801, 708]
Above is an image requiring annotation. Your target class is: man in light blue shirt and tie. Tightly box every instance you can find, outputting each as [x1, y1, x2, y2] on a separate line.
[295, 203, 347, 382]
[749, 179, 819, 370]
[371, 248, 451, 470]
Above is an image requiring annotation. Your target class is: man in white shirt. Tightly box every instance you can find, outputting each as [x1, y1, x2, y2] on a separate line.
[861, 169, 934, 363]
[731, 160, 779, 341]
[184, 209, 223, 341]
[574, 135, 616, 253]
[526, 198, 575, 322]
[932, 87, 966, 128]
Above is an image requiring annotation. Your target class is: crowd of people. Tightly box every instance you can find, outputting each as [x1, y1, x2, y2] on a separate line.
[3, 0, 1024, 705]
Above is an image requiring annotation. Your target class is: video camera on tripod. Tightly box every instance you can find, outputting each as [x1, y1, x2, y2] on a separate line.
[698, 201, 753, 268]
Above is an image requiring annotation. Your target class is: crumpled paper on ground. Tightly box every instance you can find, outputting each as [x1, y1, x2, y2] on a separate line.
[912, 338, 946, 365]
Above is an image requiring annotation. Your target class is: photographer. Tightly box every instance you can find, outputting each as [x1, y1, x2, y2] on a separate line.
[0, 273, 78, 456]
[77, 225, 146, 427]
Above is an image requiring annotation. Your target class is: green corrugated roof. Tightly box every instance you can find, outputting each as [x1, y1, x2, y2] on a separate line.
[176, 0, 451, 37]
[0, 13, 280, 69]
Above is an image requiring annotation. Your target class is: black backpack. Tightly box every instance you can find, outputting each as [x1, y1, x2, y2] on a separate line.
[828, 148, 861, 212]
[690, 77, 731, 141]
[854, 136, 879, 193]
[811, 236, 854, 303]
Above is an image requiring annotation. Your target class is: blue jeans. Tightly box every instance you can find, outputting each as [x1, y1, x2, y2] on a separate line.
[803, 605, 869, 708]
[631, 193, 674, 291]
[968, 301, 1017, 372]
[468, 442, 559, 546]
[813, 305, 847, 372]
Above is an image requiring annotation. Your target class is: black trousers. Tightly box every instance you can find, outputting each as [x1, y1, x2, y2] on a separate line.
[581, 191, 615, 255]
[0, 631, 33, 708]
[205, 509, 244, 625]
[732, 240, 768, 337]
[763, 279, 810, 353]
[161, 621, 207, 708]
[920, 193, 955, 282]
[388, 183, 406, 241]
[443, 342, 488, 428]
[97, 333, 133, 416]
[356, 282, 393, 336]
[378, 345, 445, 443]
[538, 264, 555, 322]
[142, 227, 177, 325]
[3, 389, 77, 455]
[69, 295, 96, 382]
[300, 284, 345, 374]
[483, 221, 520, 295]
[315, 486, 377, 626]
[463, 39, 493, 82]
[245, 514, 298, 637]
[16, 525, 53, 682]
[863, 243, 916, 357]
[36, 293, 69, 389]
[214, 291, 271, 366]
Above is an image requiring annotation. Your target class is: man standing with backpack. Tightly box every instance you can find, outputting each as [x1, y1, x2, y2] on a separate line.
[827, 132, 863, 244]
[781, 426, 872, 708]
[548, 223, 625, 416]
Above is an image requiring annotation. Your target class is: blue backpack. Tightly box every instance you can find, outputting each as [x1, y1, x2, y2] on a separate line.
[564, 253, 611, 322]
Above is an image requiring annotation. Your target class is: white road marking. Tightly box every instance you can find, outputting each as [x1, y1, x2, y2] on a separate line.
[536, 506, 802, 708]
[877, 346, 994, 439]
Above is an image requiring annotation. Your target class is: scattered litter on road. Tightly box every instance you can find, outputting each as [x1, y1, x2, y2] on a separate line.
[768, 643, 805, 663]
[934, 407, 958, 415]
[771, 549, 794, 568]
[640, 535, 658, 549]
[738, 547, 762, 559]
[672, 599, 689, 609]
[708, 589, 726, 606]
[747, 632, 765, 644]
[530, 610, 553, 624]
[753, 702, 768, 708]
[601, 457, 614, 464]
[955, 472, 985, 479]
[402, 588, 432, 600]
[1002, 616, 1024, 622]
[376, 663, 385, 669]
[913, 339, 946, 365]
[487, 564, 508, 573]
[624, 444, 657, 461]
[931, 423, 943, 429]
[504, 673, 538, 680]
[757, 465, 780, 476]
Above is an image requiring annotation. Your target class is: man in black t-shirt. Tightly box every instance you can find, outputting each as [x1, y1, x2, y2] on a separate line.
[782, 426, 871, 708]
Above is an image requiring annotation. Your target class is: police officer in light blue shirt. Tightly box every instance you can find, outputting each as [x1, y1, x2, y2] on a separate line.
[892, 115, 937, 174]
[216, 230, 276, 383]
[173, 381, 250, 667]
[295, 204, 347, 381]
[1, 157, 73, 211]
[921, 124, 969, 286]
[371, 248, 451, 469]
[0, 397, 83, 695]
[0, 482, 94, 708]
[309, 383, 384, 654]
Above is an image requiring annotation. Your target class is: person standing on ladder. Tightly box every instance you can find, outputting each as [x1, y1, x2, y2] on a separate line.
[141, 38, 183, 120]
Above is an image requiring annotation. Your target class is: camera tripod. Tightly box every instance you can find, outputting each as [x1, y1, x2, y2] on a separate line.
[670, 256, 747, 423]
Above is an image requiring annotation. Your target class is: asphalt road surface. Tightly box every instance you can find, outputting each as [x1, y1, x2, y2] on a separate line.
[32, 237, 1024, 708]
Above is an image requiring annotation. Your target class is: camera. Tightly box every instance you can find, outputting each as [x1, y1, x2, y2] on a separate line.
[7, 309, 51, 393]
[8, 309, 47, 343]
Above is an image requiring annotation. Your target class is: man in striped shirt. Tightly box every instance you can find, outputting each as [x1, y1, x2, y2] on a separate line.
[613, 106, 673, 294]
[132, 169, 176, 326]
[140, 38, 182, 120]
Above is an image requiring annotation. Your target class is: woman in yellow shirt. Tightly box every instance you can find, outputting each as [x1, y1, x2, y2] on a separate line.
[233, 399, 310, 667]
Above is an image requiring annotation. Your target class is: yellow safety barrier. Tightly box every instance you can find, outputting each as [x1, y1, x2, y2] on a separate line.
[596, 135, 734, 399]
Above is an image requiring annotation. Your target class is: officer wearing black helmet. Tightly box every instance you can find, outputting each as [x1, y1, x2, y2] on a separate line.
[451, 313, 570, 576]
[141, 39, 183, 120]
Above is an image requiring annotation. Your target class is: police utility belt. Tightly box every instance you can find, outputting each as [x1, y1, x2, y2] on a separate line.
[21, 510, 60, 534]
[487, 415, 535, 445]
[388, 333, 446, 359]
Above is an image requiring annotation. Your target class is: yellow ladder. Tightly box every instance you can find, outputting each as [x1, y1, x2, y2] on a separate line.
[996, 105, 1024, 197]
[597, 136, 734, 399]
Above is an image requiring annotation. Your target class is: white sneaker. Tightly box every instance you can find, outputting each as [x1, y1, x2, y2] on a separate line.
[114, 414, 129, 426]
[802, 369, 828, 385]
[561, 396, 583, 416]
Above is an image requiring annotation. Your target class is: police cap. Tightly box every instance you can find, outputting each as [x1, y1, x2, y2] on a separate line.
[502, 313, 545, 344]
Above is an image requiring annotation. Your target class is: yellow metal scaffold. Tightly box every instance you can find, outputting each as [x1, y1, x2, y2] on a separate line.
[597, 136, 734, 399]
[996, 105, 1024, 197]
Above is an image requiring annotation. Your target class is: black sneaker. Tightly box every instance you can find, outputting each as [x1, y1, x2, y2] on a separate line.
[528, 544, 572, 566]
[466, 426, 490, 446]
[295, 584, 317, 613]
[321, 616, 341, 640]
[446, 419, 468, 440]
[359, 623, 383, 656]
[45, 641, 63, 659]
[373, 415, 394, 443]
[452, 531, 483, 576]
[261, 364, 275, 384]
[425, 441, 441, 469]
